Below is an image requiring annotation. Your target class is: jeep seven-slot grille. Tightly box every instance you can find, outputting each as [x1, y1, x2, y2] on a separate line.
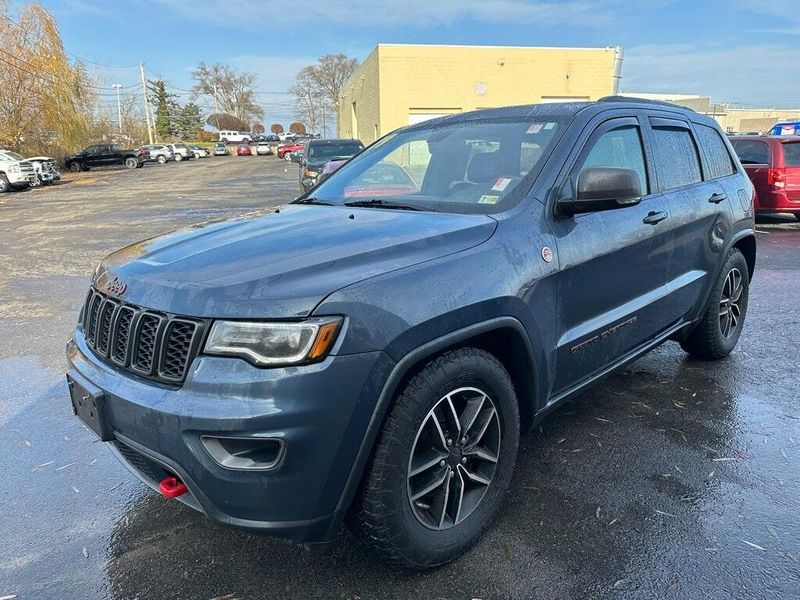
[82, 288, 205, 384]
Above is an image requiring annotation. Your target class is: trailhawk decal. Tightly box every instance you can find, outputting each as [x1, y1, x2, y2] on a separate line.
[570, 316, 638, 354]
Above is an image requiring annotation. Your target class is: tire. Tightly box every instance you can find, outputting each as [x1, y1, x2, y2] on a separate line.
[0, 174, 10, 193]
[124, 157, 138, 169]
[68, 162, 82, 173]
[157, 155, 167, 164]
[221, 138, 228, 144]
[681, 248, 749, 360]
[353, 347, 519, 569]
[174, 154, 183, 162]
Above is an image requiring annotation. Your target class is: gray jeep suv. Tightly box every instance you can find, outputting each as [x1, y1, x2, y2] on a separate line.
[66, 97, 755, 569]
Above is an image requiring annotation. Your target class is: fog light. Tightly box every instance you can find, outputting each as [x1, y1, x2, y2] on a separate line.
[201, 435, 285, 470]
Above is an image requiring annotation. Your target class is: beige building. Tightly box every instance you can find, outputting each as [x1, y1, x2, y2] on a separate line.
[337, 43, 623, 144]
[621, 92, 800, 134]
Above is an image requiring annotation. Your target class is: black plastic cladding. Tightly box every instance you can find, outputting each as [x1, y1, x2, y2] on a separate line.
[82, 288, 206, 385]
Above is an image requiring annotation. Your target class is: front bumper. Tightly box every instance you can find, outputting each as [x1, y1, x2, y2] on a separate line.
[7, 171, 36, 185]
[67, 329, 393, 543]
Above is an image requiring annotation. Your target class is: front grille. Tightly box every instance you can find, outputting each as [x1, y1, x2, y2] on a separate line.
[82, 288, 206, 385]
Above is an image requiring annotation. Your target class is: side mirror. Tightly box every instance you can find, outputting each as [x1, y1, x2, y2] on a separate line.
[557, 167, 642, 215]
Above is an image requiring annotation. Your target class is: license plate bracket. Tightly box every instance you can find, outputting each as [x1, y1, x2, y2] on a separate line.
[67, 372, 114, 441]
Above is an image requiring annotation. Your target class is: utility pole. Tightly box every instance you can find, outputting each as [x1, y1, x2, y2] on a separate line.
[139, 62, 153, 144]
[212, 82, 220, 130]
[112, 83, 123, 132]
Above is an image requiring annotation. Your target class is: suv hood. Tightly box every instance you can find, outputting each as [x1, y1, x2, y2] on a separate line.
[94, 204, 497, 318]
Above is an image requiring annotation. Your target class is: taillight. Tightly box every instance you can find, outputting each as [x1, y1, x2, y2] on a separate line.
[767, 167, 786, 189]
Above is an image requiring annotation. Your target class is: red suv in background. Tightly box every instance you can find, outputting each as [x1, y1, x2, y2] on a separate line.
[731, 136, 800, 220]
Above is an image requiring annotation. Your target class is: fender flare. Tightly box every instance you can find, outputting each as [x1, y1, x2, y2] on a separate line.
[326, 315, 536, 538]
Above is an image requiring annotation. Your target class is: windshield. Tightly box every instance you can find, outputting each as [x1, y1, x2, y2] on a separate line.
[1, 151, 24, 161]
[306, 118, 563, 213]
[308, 142, 363, 160]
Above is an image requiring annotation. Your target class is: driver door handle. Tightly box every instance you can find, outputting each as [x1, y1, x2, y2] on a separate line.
[708, 192, 727, 204]
[643, 211, 669, 225]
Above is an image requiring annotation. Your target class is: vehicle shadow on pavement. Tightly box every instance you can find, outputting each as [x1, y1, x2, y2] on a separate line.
[101, 341, 800, 600]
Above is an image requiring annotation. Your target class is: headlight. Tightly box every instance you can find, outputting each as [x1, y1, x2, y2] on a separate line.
[304, 169, 319, 178]
[8, 164, 20, 173]
[204, 317, 342, 366]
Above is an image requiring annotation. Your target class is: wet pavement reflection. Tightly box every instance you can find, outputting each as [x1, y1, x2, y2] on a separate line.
[1, 164, 798, 599]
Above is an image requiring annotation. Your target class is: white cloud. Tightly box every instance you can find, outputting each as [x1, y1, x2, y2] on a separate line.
[622, 43, 800, 105]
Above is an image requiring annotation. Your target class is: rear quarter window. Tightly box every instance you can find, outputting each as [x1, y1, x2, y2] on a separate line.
[650, 126, 702, 190]
[695, 124, 737, 178]
[782, 142, 800, 166]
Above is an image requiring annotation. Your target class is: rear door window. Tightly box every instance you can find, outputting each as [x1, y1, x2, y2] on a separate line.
[732, 140, 770, 165]
[649, 123, 703, 190]
[695, 124, 736, 179]
[782, 142, 800, 166]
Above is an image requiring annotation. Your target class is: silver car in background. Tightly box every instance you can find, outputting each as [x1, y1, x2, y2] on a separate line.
[142, 144, 175, 164]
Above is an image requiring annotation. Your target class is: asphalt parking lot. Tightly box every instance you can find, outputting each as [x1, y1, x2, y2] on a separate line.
[1, 157, 798, 600]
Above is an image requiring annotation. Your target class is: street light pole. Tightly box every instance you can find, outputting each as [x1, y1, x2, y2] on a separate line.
[112, 84, 123, 132]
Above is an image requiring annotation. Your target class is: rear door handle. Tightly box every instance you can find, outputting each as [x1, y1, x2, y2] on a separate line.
[708, 193, 727, 204]
[643, 211, 669, 225]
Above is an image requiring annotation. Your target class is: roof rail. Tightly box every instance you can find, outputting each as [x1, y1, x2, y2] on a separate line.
[597, 95, 696, 112]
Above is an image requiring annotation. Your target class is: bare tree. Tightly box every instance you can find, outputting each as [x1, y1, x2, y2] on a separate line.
[290, 54, 359, 136]
[191, 62, 264, 126]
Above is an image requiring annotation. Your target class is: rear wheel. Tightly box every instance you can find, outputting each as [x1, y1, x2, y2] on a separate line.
[157, 155, 167, 164]
[68, 162, 82, 173]
[681, 248, 749, 359]
[124, 157, 138, 169]
[354, 348, 519, 569]
[174, 154, 183, 162]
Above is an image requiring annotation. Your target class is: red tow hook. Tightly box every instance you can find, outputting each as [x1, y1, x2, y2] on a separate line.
[159, 476, 188, 499]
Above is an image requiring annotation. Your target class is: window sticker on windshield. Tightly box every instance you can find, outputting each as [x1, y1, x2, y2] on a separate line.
[479, 194, 500, 204]
[544, 122, 555, 130]
[492, 177, 512, 192]
[526, 123, 544, 134]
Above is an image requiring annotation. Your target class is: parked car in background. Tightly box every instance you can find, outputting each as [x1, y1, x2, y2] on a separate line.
[142, 144, 174, 164]
[218, 130, 251, 144]
[66, 97, 756, 569]
[64, 144, 148, 172]
[0, 149, 36, 192]
[277, 141, 305, 160]
[27, 156, 61, 186]
[190, 145, 209, 159]
[731, 135, 800, 220]
[769, 122, 800, 136]
[166, 144, 194, 162]
[256, 141, 272, 156]
[213, 142, 229, 157]
[298, 138, 364, 192]
[236, 144, 252, 156]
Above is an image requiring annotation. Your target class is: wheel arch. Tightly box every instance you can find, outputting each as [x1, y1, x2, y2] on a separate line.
[330, 316, 539, 537]
[733, 233, 756, 281]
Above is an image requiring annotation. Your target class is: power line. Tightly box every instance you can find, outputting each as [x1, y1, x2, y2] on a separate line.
[0, 12, 139, 69]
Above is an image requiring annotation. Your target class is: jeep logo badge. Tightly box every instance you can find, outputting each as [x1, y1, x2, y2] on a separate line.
[103, 276, 127, 297]
[541, 246, 554, 263]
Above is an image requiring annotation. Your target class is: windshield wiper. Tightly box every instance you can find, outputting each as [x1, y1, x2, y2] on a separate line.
[294, 197, 337, 206]
[343, 198, 424, 211]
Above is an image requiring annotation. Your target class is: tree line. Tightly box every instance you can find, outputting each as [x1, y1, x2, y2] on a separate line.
[0, 1, 360, 159]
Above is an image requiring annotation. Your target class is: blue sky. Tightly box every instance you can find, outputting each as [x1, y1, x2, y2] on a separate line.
[29, 0, 800, 127]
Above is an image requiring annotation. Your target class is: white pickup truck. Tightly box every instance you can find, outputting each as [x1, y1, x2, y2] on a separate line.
[0, 149, 37, 192]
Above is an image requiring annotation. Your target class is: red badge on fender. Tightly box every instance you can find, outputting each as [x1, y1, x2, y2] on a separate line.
[541, 247, 553, 263]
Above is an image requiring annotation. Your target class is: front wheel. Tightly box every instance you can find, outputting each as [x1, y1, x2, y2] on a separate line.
[174, 154, 183, 162]
[353, 348, 519, 569]
[681, 248, 749, 359]
[0, 174, 10, 193]
[68, 162, 82, 173]
[124, 157, 138, 169]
